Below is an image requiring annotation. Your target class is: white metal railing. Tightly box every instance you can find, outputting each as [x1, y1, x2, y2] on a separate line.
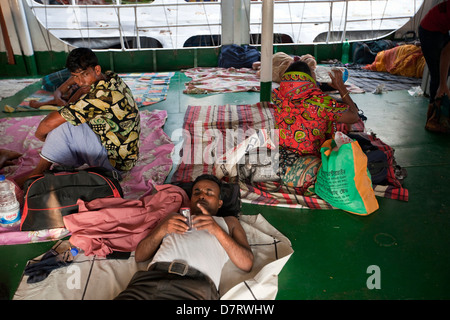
[26, 0, 424, 50]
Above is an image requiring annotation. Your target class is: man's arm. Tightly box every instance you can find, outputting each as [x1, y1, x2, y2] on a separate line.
[35, 111, 67, 142]
[67, 85, 91, 104]
[222, 216, 254, 272]
[53, 76, 77, 106]
[436, 41, 450, 99]
[193, 206, 254, 272]
[134, 213, 188, 262]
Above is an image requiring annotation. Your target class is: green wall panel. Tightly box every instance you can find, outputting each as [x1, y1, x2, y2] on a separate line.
[1, 44, 351, 78]
[0, 53, 28, 78]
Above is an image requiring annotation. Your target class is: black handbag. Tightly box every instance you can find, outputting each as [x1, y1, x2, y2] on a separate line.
[20, 166, 123, 231]
[218, 44, 261, 69]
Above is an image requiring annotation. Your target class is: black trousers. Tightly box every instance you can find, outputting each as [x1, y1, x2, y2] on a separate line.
[114, 262, 220, 300]
[418, 25, 450, 103]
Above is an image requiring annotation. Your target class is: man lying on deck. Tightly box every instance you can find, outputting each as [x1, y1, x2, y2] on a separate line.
[15, 47, 140, 187]
[115, 174, 254, 300]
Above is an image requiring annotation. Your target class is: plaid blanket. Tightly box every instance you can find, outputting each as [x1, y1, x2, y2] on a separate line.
[182, 67, 260, 94]
[347, 66, 422, 93]
[171, 103, 273, 181]
[171, 103, 408, 210]
[120, 72, 174, 106]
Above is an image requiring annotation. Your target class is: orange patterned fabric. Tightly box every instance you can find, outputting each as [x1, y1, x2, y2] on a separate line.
[363, 44, 425, 78]
[271, 72, 348, 156]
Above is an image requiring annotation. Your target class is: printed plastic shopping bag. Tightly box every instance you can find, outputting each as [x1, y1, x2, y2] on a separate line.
[315, 132, 379, 215]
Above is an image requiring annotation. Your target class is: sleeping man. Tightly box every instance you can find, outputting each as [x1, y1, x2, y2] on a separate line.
[115, 174, 254, 300]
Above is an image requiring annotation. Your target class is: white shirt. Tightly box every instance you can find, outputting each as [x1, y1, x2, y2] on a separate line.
[150, 216, 230, 289]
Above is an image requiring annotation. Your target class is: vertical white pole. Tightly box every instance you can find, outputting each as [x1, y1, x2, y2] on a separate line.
[221, 0, 234, 45]
[260, 0, 273, 102]
[9, 0, 34, 57]
[8, 0, 37, 74]
[233, 0, 242, 45]
[326, 1, 333, 44]
[341, 0, 348, 42]
[134, 6, 141, 50]
[221, 0, 251, 46]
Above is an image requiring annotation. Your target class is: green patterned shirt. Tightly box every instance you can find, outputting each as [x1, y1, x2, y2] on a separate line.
[59, 71, 140, 171]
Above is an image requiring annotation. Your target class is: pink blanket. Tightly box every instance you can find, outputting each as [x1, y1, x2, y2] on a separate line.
[64, 184, 190, 257]
[0, 110, 174, 245]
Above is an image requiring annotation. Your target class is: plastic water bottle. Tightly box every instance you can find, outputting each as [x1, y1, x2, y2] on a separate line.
[315, 66, 349, 84]
[341, 39, 350, 64]
[0, 175, 21, 228]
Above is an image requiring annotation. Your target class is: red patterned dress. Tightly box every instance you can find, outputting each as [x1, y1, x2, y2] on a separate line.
[271, 72, 348, 156]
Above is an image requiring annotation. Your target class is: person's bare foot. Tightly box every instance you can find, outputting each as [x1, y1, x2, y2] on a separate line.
[0, 149, 22, 169]
[29, 100, 43, 109]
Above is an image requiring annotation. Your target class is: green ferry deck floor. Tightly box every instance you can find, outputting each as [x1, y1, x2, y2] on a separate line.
[1, 71, 450, 300]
